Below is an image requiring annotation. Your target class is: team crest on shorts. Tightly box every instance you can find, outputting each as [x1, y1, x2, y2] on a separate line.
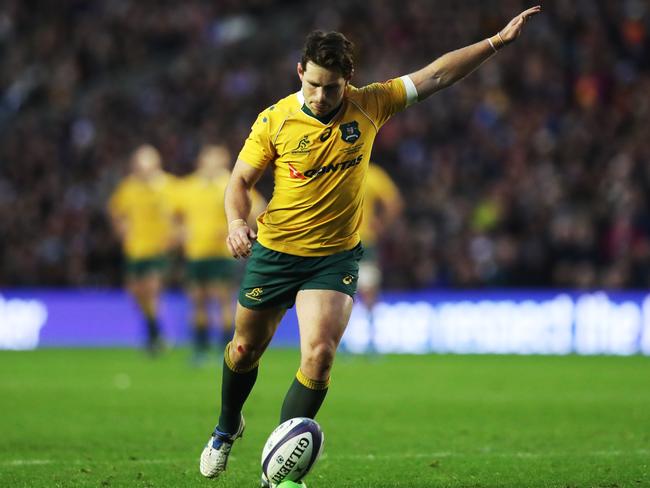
[245, 287, 264, 301]
[339, 121, 360, 143]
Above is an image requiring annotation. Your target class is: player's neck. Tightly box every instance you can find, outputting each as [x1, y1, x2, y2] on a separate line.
[301, 102, 342, 125]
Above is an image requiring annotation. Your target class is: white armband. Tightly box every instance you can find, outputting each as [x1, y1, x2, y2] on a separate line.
[400, 75, 419, 107]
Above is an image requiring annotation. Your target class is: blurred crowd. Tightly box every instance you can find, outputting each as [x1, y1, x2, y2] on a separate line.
[1, 0, 650, 289]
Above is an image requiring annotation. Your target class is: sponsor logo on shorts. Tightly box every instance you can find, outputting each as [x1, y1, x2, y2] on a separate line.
[245, 287, 264, 301]
[342, 275, 354, 285]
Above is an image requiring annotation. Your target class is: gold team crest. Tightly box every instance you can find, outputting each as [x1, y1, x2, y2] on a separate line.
[245, 287, 264, 301]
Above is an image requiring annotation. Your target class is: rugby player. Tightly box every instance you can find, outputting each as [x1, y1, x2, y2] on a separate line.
[174, 145, 266, 363]
[108, 144, 178, 355]
[199, 6, 541, 484]
[357, 162, 404, 352]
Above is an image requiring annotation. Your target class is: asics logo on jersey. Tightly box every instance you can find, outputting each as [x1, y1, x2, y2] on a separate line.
[320, 127, 332, 142]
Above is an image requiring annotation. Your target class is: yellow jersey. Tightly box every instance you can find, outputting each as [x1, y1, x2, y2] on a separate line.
[175, 171, 267, 259]
[174, 172, 231, 259]
[108, 173, 177, 259]
[238, 76, 414, 256]
[360, 163, 401, 247]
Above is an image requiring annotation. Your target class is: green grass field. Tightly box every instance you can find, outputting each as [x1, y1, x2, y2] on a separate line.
[1, 349, 648, 488]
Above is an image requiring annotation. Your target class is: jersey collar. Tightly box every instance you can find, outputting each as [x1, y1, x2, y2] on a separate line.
[296, 90, 343, 125]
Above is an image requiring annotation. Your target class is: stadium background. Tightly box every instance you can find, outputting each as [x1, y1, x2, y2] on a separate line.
[2, 0, 650, 354]
[1, 2, 649, 488]
[2, 0, 650, 290]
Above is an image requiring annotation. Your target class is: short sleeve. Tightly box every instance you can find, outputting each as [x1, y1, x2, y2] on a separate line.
[355, 78, 409, 129]
[237, 110, 277, 170]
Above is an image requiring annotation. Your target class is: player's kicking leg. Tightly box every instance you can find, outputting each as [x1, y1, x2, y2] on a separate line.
[199, 303, 285, 478]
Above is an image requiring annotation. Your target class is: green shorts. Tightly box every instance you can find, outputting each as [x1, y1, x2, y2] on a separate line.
[186, 258, 236, 284]
[239, 242, 364, 310]
[361, 244, 378, 263]
[125, 256, 168, 278]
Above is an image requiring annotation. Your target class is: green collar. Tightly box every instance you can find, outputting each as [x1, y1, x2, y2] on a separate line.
[301, 102, 342, 125]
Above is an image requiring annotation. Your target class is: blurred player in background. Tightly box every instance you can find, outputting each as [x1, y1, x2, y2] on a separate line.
[199, 6, 541, 486]
[358, 162, 403, 351]
[174, 145, 266, 364]
[108, 144, 178, 355]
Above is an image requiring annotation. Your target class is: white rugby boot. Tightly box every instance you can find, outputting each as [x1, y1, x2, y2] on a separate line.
[199, 414, 245, 478]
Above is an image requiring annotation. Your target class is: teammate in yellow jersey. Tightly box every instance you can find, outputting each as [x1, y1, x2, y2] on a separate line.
[174, 145, 266, 363]
[199, 7, 541, 485]
[357, 162, 404, 351]
[108, 144, 178, 355]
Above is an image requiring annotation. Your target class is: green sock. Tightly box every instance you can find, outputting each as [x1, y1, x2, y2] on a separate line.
[280, 370, 329, 423]
[217, 343, 258, 434]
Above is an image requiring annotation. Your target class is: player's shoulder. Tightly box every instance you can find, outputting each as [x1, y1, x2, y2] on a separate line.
[177, 173, 198, 188]
[114, 174, 138, 193]
[254, 93, 301, 128]
[347, 78, 405, 102]
[159, 171, 180, 188]
[215, 172, 231, 186]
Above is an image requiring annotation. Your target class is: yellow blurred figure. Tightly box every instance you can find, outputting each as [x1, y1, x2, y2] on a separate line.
[174, 145, 266, 361]
[358, 163, 403, 350]
[108, 144, 178, 354]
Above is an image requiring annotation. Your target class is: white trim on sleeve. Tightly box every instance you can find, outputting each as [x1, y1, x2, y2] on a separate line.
[400, 75, 419, 107]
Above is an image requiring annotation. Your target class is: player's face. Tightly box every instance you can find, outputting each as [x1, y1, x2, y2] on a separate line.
[198, 145, 230, 176]
[298, 61, 348, 116]
[131, 145, 162, 180]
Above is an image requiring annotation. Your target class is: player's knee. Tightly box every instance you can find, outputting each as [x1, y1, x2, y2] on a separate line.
[302, 342, 336, 378]
[230, 339, 262, 368]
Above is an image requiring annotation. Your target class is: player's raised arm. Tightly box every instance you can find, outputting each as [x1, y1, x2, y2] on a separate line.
[224, 159, 265, 259]
[407, 6, 541, 101]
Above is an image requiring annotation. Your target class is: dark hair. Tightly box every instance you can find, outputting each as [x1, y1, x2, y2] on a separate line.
[301, 30, 354, 79]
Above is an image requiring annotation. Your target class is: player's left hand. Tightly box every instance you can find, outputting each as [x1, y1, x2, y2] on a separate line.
[500, 5, 541, 44]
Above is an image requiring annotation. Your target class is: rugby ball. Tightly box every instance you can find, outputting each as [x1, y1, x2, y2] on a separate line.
[261, 417, 324, 486]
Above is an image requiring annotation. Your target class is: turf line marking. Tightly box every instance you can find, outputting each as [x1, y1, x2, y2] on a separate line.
[4, 460, 53, 466]
[4, 449, 648, 467]
[322, 449, 650, 461]
[0, 459, 172, 467]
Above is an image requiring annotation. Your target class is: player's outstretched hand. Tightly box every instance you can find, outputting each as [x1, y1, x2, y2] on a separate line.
[500, 5, 541, 44]
[227, 220, 256, 259]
